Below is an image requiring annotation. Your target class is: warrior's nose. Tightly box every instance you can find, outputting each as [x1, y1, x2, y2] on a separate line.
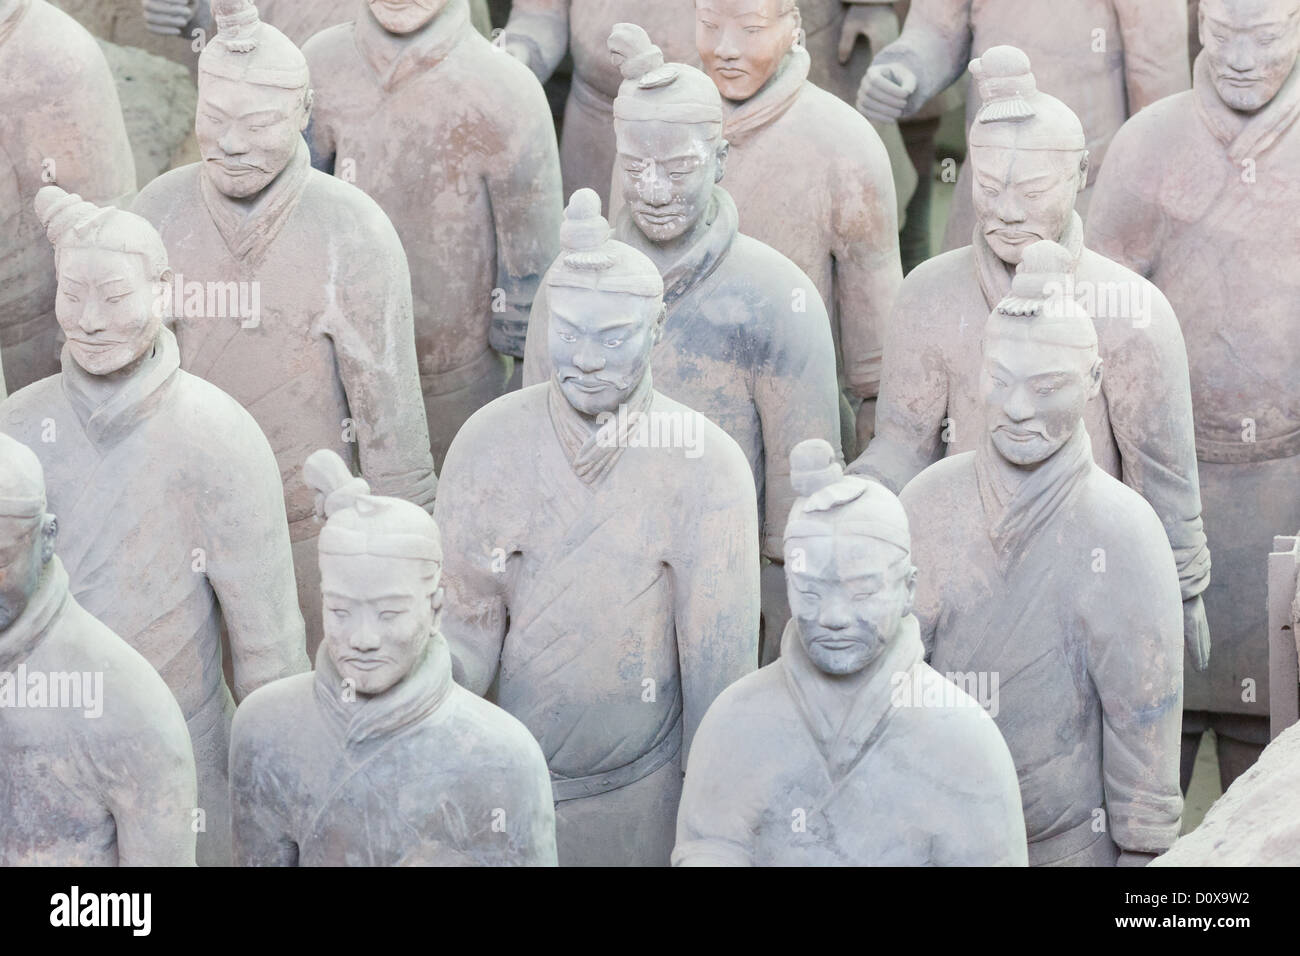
[639, 167, 671, 206]
[78, 297, 108, 334]
[1226, 37, 1256, 73]
[994, 192, 1026, 223]
[818, 599, 853, 631]
[714, 26, 741, 61]
[350, 624, 382, 652]
[1003, 385, 1035, 422]
[218, 127, 249, 156]
[572, 344, 606, 374]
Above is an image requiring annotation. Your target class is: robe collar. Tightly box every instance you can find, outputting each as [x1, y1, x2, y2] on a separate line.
[1193, 50, 1300, 164]
[779, 613, 925, 783]
[614, 186, 738, 312]
[973, 210, 1084, 314]
[546, 372, 654, 486]
[0, 0, 28, 48]
[0, 556, 70, 674]
[975, 424, 1093, 576]
[313, 631, 455, 750]
[354, 0, 472, 92]
[60, 327, 181, 449]
[199, 136, 311, 268]
[721, 45, 810, 147]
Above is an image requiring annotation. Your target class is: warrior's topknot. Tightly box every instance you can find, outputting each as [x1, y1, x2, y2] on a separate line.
[212, 0, 261, 53]
[609, 22, 723, 127]
[785, 440, 911, 554]
[967, 45, 1086, 152]
[989, 240, 1096, 350]
[547, 190, 663, 298]
[34, 185, 169, 278]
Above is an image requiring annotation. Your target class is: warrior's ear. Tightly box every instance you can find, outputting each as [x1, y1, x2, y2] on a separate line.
[40, 514, 58, 566]
[901, 562, 918, 618]
[650, 303, 667, 345]
[1077, 150, 1090, 191]
[300, 88, 315, 130]
[714, 139, 729, 183]
[1087, 356, 1103, 399]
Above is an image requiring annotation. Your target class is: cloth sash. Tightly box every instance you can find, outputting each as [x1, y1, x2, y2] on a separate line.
[549, 708, 682, 803]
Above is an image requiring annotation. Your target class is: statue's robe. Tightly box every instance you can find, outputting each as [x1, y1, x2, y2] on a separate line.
[0, 558, 197, 866]
[132, 140, 438, 652]
[0, 329, 308, 866]
[872, 0, 1190, 250]
[901, 429, 1185, 865]
[255, 0, 360, 46]
[856, 211, 1210, 615]
[630, 45, 901, 445]
[304, 0, 563, 468]
[673, 617, 1028, 866]
[502, 0, 699, 208]
[436, 378, 761, 866]
[0, 0, 136, 393]
[1086, 55, 1300, 720]
[230, 635, 557, 866]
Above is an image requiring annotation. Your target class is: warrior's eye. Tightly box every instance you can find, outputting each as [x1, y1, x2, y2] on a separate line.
[605, 339, 624, 349]
[107, 293, 132, 304]
[745, 26, 762, 34]
[1036, 385, 1059, 396]
[558, 332, 576, 343]
[62, 291, 80, 303]
[379, 610, 403, 621]
[330, 608, 351, 620]
[1025, 191, 1044, 200]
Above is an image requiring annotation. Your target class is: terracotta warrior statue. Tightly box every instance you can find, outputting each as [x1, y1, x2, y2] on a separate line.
[0, 433, 198, 866]
[303, 0, 563, 467]
[437, 189, 761, 867]
[0, 187, 308, 866]
[1086, 0, 1300, 790]
[853, 47, 1211, 677]
[859, 0, 1191, 250]
[900, 241, 1185, 867]
[0, 0, 136, 394]
[523, 24, 841, 665]
[674, 439, 1028, 866]
[132, 0, 438, 651]
[683, 0, 903, 455]
[143, 0, 494, 47]
[230, 449, 558, 866]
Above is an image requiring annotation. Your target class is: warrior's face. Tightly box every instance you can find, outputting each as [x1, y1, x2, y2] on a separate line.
[696, 0, 799, 102]
[969, 146, 1085, 266]
[981, 328, 1101, 467]
[0, 515, 55, 633]
[368, 0, 448, 34]
[549, 286, 664, 417]
[786, 533, 915, 676]
[320, 552, 440, 696]
[55, 246, 163, 378]
[1201, 0, 1300, 112]
[616, 119, 727, 245]
[197, 75, 311, 200]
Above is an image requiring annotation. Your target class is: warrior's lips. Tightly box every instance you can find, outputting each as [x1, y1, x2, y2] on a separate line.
[997, 427, 1045, 443]
[637, 211, 683, 225]
[70, 339, 124, 352]
[990, 230, 1038, 243]
[566, 379, 610, 393]
[343, 658, 387, 671]
[716, 67, 747, 80]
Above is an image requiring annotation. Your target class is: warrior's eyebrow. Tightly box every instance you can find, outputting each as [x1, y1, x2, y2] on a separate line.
[95, 276, 132, 288]
[1013, 174, 1061, 188]
[551, 309, 639, 334]
[321, 591, 416, 603]
[237, 109, 290, 122]
[1204, 14, 1289, 30]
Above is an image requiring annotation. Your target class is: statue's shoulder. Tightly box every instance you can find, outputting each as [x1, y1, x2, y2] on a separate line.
[132, 164, 201, 221]
[303, 168, 401, 235]
[692, 663, 790, 752]
[170, 369, 275, 455]
[650, 389, 752, 477]
[300, 21, 356, 66]
[445, 684, 550, 776]
[1108, 89, 1196, 160]
[231, 672, 317, 742]
[899, 246, 975, 307]
[901, 450, 976, 510]
[0, 374, 65, 434]
[1078, 464, 1168, 549]
[444, 384, 547, 467]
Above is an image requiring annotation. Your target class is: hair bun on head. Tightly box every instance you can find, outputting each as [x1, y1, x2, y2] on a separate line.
[212, 0, 261, 52]
[608, 22, 676, 89]
[971, 45, 1037, 123]
[35, 186, 102, 246]
[303, 449, 372, 521]
[559, 188, 616, 271]
[790, 439, 844, 498]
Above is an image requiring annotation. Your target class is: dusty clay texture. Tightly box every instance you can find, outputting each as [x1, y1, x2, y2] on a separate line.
[674, 439, 1028, 866]
[675, 0, 903, 457]
[523, 24, 841, 663]
[853, 46, 1210, 671]
[859, 0, 1191, 250]
[98, 38, 200, 187]
[1151, 719, 1300, 866]
[900, 241, 1185, 867]
[131, 0, 438, 654]
[0, 0, 137, 395]
[303, 0, 563, 468]
[1087, 0, 1300, 781]
[437, 189, 761, 867]
[230, 450, 558, 866]
[0, 433, 198, 866]
[0, 187, 309, 866]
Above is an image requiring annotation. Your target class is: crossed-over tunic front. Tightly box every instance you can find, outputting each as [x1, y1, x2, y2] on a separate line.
[674, 617, 1028, 866]
[901, 430, 1185, 865]
[0, 559, 197, 866]
[0, 329, 308, 865]
[304, 0, 563, 467]
[231, 636, 558, 866]
[436, 379, 760, 866]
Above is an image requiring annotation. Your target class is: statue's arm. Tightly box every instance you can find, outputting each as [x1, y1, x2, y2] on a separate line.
[753, 275, 843, 561]
[520, 279, 552, 388]
[107, 697, 198, 866]
[205, 427, 310, 700]
[671, 699, 758, 867]
[229, 704, 300, 866]
[927, 715, 1028, 867]
[1114, 0, 1191, 113]
[869, 0, 974, 116]
[433, 440, 508, 697]
[496, 0, 570, 83]
[1090, 520, 1185, 859]
[830, 128, 903, 407]
[1083, 120, 1165, 280]
[671, 443, 761, 763]
[330, 211, 438, 512]
[485, 80, 564, 360]
[848, 273, 950, 491]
